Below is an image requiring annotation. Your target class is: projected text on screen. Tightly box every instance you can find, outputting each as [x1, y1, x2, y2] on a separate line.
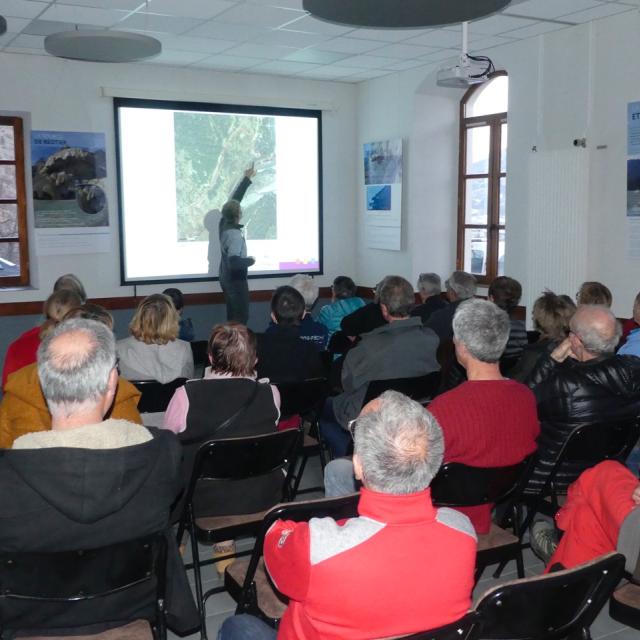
[114, 98, 322, 284]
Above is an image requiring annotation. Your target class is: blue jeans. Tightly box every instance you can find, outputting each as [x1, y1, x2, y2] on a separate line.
[218, 614, 277, 640]
[324, 458, 358, 497]
[318, 397, 352, 458]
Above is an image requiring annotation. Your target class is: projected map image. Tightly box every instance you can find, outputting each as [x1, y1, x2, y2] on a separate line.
[174, 112, 277, 242]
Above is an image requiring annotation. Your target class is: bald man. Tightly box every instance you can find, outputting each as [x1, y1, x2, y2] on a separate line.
[0, 319, 198, 635]
[526, 304, 640, 493]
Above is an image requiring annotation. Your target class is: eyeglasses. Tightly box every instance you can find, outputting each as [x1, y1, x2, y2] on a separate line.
[347, 418, 357, 440]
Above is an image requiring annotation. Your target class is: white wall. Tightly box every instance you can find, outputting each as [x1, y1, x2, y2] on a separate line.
[355, 9, 640, 320]
[0, 52, 358, 302]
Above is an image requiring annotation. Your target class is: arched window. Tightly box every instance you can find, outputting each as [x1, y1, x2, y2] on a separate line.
[457, 72, 507, 284]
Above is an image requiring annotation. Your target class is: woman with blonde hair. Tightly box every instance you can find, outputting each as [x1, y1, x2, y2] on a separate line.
[117, 294, 194, 383]
[2, 288, 83, 388]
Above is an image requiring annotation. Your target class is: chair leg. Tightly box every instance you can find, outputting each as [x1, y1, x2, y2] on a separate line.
[189, 525, 207, 640]
[515, 548, 525, 579]
[291, 454, 309, 499]
[492, 559, 508, 579]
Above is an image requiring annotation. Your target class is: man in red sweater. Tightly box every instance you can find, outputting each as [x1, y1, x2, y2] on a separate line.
[324, 299, 540, 535]
[218, 391, 477, 640]
[428, 298, 540, 533]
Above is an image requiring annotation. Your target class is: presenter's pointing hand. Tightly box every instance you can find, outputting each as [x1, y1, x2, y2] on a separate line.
[245, 162, 257, 179]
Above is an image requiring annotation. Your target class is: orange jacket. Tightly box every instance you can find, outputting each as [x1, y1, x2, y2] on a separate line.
[0, 363, 143, 449]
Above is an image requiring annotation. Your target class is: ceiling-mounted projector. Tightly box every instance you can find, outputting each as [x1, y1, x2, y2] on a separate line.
[437, 54, 494, 88]
[436, 21, 495, 89]
[0, 16, 7, 36]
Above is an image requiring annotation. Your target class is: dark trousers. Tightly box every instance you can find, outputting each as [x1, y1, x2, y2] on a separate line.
[319, 397, 352, 459]
[220, 277, 249, 325]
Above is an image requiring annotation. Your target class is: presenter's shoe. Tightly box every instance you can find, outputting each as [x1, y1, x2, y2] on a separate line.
[213, 540, 236, 576]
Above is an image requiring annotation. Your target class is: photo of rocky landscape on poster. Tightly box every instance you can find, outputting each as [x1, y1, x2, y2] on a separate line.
[173, 112, 277, 243]
[31, 131, 108, 228]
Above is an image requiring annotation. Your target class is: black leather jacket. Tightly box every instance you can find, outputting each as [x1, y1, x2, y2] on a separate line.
[526, 353, 640, 492]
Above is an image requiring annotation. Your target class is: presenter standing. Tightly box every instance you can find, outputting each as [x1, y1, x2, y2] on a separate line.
[217, 164, 257, 324]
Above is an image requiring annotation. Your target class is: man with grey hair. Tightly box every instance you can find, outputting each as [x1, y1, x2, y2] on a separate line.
[286, 273, 328, 351]
[320, 275, 440, 457]
[411, 272, 448, 324]
[219, 391, 477, 640]
[427, 270, 477, 341]
[326, 299, 539, 536]
[526, 304, 640, 495]
[0, 319, 198, 635]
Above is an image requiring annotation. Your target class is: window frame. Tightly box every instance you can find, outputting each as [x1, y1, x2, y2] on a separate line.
[0, 115, 30, 287]
[456, 71, 507, 286]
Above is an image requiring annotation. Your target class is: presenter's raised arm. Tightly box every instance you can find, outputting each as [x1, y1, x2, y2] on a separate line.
[230, 162, 257, 202]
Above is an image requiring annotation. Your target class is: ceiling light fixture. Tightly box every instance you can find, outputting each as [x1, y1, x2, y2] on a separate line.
[44, 30, 161, 63]
[302, 0, 513, 28]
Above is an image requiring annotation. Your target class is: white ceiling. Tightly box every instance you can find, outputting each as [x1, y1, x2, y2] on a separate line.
[0, 0, 637, 83]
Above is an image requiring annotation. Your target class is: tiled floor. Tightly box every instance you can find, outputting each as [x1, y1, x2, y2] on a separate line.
[169, 455, 633, 639]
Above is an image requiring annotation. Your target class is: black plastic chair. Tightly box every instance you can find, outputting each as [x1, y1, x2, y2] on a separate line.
[431, 456, 535, 582]
[225, 494, 360, 625]
[362, 371, 442, 405]
[521, 418, 640, 533]
[609, 545, 640, 629]
[131, 378, 187, 413]
[389, 612, 481, 640]
[0, 533, 167, 640]
[174, 429, 301, 639]
[190, 341, 208, 369]
[276, 378, 330, 497]
[476, 552, 625, 640]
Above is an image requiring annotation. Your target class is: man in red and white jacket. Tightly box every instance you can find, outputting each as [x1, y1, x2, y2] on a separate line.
[219, 391, 477, 640]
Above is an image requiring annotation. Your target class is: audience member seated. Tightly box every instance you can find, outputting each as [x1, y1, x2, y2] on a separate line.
[0, 318, 198, 635]
[426, 270, 477, 341]
[164, 322, 281, 573]
[218, 391, 476, 640]
[488, 276, 527, 365]
[117, 293, 195, 384]
[530, 461, 640, 570]
[576, 281, 612, 307]
[256, 286, 325, 382]
[0, 304, 142, 448]
[271, 274, 328, 351]
[339, 279, 387, 339]
[53, 272, 87, 303]
[2, 288, 82, 388]
[510, 290, 576, 382]
[526, 304, 640, 494]
[163, 287, 195, 342]
[620, 291, 640, 346]
[319, 275, 440, 458]
[319, 275, 365, 338]
[410, 272, 448, 323]
[326, 299, 539, 534]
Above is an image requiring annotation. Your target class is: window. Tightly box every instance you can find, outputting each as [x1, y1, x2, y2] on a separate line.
[0, 116, 29, 287]
[457, 73, 508, 284]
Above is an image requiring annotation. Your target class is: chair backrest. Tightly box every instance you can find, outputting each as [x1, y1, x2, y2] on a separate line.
[430, 455, 535, 508]
[132, 378, 187, 413]
[181, 429, 301, 516]
[387, 611, 481, 640]
[363, 371, 442, 405]
[277, 378, 329, 419]
[0, 532, 167, 637]
[475, 552, 625, 640]
[190, 340, 208, 368]
[235, 494, 360, 615]
[560, 418, 640, 467]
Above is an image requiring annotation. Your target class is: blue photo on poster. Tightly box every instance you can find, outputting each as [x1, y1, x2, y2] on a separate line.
[628, 158, 640, 217]
[628, 102, 640, 156]
[367, 185, 391, 211]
